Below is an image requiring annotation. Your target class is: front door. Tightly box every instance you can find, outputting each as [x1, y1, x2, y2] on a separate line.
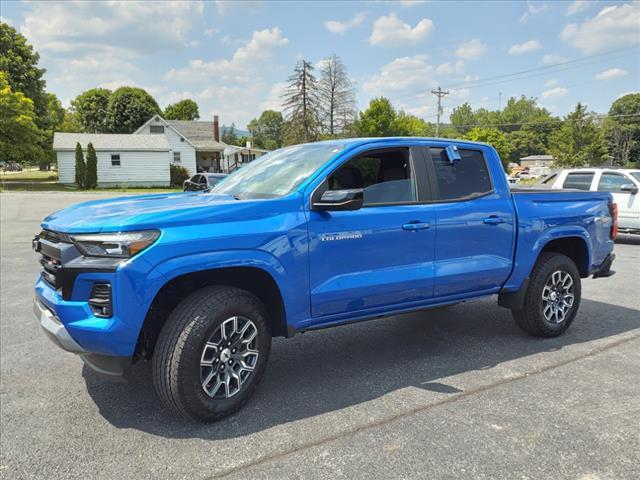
[307, 146, 436, 320]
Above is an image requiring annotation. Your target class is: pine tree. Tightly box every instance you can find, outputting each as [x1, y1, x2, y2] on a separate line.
[318, 54, 357, 137]
[74, 142, 86, 188]
[85, 142, 98, 189]
[282, 59, 319, 143]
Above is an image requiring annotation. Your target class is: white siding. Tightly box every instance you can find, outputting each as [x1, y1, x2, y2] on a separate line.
[136, 117, 197, 175]
[56, 149, 170, 186]
[57, 151, 76, 184]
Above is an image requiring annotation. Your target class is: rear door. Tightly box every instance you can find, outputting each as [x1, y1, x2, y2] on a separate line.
[307, 146, 436, 319]
[423, 146, 516, 297]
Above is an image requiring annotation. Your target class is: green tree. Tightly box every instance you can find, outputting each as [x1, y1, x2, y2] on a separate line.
[464, 127, 511, 169]
[85, 143, 98, 189]
[0, 72, 44, 164]
[394, 111, 434, 136]
[59, 110, 83, 133]
[106, 87, 160, 133]
[74, 143, 86, 188]
[37, 93, 65, 168]
[0, 23, 47, 119]
[71, 88, 111, 133]
[549, 103, 608, 167]
[164, 99, 199, 120]
[606, 93, 640, 166]
[222, 123, 239, 145]
[357, 97, 397, 137]
[506, 129, 546, 164]
[449, 103, 476, 135]
[247, 110, 284, 150]
[283, 59, 319, 143]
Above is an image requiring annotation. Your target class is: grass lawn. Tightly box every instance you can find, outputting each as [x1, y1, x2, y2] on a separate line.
[0, 171, 182, 193]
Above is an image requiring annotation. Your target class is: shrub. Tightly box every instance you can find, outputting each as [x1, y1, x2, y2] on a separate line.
[170, 164, 189, 187]
[85, 143, 98, 189]
[74, 143, 86, 188]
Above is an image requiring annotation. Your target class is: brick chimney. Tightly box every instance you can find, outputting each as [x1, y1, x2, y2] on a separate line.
[213, 115, 220, 143]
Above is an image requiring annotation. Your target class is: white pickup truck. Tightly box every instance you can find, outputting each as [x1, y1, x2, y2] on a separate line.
[541, 168, 640, 234]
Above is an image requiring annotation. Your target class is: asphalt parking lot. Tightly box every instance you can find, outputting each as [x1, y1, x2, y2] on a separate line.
[1, 191, 639, 480]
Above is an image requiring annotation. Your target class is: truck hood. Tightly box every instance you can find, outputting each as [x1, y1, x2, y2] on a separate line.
[41, 192, 288, 233]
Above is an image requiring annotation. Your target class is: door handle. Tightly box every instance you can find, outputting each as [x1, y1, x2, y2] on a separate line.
[402, 222, 430, 231]
[483, 216, 505, 225]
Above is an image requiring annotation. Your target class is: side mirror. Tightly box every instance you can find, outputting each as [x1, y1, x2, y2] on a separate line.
[445, 144, 461, 163]
[620, 184, 638, 195]
[312, 189, 364, 211]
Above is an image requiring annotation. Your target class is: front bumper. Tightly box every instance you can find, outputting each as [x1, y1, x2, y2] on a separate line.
[34, 296, 131, 380]
[34, 297, 86, 353]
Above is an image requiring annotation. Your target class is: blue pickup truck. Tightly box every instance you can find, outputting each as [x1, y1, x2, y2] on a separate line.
[33, 138, 617, 421]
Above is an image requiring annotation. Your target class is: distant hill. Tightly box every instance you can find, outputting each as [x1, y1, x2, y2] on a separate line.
[220, 125, 249, 137]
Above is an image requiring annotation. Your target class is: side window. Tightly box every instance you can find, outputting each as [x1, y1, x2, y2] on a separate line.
[191, 175, 201, 183]
[327, 149, 416, 205]
[563, 172, 594, 190]
[111, 154, 120, 167]
[173, 151, 181, 163]
[428, 148, 492, 200]
[597, 173, 631, 193]
[199, 176, 208, 184]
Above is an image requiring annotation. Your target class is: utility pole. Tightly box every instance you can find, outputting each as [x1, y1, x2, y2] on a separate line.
[431, 87, 450, 137]
[498, 92, 502, 110]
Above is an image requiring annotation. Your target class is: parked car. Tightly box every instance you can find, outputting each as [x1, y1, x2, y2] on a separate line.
[33, 138, 616, 422]
[183, 173, 228, 192]
[2, 162, 23, 172]
[542, 168, 640, 234]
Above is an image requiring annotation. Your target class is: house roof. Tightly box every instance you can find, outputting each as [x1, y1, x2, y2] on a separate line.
[53, 132, 169, 151]
[167, 120, 227, 151]
[520, 155, 554, 161]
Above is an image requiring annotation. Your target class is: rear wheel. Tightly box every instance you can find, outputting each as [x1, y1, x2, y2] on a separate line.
[152, 286, 271, 422]
[512, 253, 581, 337]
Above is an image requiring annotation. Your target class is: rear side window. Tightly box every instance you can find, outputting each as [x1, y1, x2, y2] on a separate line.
[563, 172, 594, 190]
[597, 172, 632, 193]
[541, 173, 557, 185]
[428, 148, 492, 201]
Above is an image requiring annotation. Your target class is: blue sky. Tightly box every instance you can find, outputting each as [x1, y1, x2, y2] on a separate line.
[2, 0, 639, 128]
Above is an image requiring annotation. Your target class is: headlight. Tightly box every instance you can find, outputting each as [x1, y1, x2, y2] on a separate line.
[71, 230, 160, 258]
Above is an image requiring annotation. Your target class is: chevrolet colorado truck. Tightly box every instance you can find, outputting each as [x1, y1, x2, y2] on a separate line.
[33, 138, 617, 422]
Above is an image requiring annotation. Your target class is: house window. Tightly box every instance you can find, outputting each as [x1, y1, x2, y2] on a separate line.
[111, 154, 121, 166]
[173, 152, 181, 163]
[150, 125, 165, 134]
[180, 137, 185, 142]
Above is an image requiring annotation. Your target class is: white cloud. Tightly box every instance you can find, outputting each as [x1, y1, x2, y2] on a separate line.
[20, 1, 204, 55]
[542, 87, 569, 99]
[204, 28, 218, 38]
[215, 0, 262, 16]
[363, 54, 435, 95]
[508, 39, 543, 55]
[399, 0, 428, 7]
[435, 60, 464, 75]
[595, 68, 629, 80]
[165, 27, 288, 84]
[259, 82, 287, 112]
[456, 38, 487, 60]
[324, 13, 366, 34]
[220, 35, 232, 46]
[542, 53, 568, 64]
[566, 0, 589, 16]
[369, 13, 434, 46]
[1, 16, 13, 26]
[520, 2, 550, 23]
[544, 79, 558, 87]
[560, 2, 640, 53]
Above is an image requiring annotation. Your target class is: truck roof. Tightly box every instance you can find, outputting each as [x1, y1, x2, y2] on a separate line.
[298, 137, 495, 150]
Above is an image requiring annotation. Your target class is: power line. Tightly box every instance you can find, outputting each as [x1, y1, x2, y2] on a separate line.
[446, 112, 640, 129]
[431, 87, 449, 137]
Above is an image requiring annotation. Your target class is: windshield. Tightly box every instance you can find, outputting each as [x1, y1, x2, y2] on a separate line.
[211, 143, 347, 199]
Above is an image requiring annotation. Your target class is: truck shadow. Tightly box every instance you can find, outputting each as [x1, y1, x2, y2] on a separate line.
[83, 297, 640, 439]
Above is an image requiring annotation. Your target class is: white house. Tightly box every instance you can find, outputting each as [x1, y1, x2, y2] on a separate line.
[53, 133, 171, 187]
[135, 114, 268, 173]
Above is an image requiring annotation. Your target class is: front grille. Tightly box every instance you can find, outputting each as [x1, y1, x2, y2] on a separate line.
[34, 230, 74, 296]
[39, 254, 61, 288]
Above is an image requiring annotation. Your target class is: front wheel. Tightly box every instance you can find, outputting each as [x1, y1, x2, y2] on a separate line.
[152, 286, 271, 422]
[512, 253, 581, 337]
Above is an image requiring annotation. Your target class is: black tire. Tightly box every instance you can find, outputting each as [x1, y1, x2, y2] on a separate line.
[512, 252, 581, 338]
[152, 285, 271, 422]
